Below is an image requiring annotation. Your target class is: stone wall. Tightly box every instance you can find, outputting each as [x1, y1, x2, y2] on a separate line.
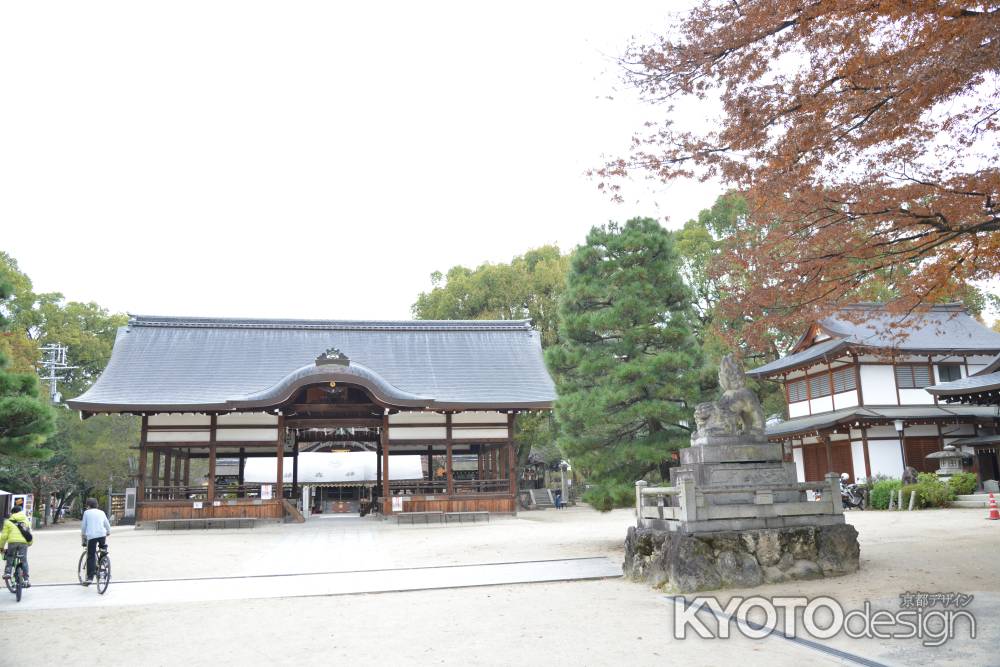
[623, 524, 860, 593]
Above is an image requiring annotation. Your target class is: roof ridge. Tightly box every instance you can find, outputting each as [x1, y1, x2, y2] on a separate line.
[834, 302, 966, 313]
[127, 314, 534, 332]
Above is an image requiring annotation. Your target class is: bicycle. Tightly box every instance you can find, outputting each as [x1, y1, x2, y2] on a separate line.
[77, 541, 111, 594]
[2, 549, 27, 602]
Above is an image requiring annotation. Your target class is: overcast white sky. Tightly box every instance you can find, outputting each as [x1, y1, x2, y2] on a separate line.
[0, 1, 724, 320]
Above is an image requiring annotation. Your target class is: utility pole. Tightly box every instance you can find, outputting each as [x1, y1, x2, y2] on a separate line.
[37, 343, 77, 403]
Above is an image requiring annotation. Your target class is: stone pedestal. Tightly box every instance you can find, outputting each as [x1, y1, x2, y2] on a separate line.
[670, 435, 801, 508]
[624, 353, 861, 593]
[624, 523, 860, 593]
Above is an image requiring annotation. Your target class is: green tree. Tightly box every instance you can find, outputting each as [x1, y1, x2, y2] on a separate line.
[0, 253, 134, 522]
[0, 275, 55, 460]
[675, 194, 790, 418]
[0, 252, 126, 398]
[546, 218, 704, 510]
[413, 246, 571, 469]
[412, 245, 569, 347]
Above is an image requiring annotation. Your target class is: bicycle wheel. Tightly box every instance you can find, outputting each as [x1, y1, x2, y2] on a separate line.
[96, 555, 111, 594]
[78, 551, 91, 586]
[13, 566, 22, 602]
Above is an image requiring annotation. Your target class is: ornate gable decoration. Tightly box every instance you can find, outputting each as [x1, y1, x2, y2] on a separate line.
[316, 347, 350, 366]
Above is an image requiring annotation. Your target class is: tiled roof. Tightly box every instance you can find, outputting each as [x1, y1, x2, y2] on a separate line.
[749, 304, 1000, 377]
[928, 354, 1000, 400]
[765, 405, 999, 437]
[67, 315, 556, 412]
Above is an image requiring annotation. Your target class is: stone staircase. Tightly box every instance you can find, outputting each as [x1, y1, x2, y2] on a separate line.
[529, 488, 556, 509]
[950, 493, 993, 509]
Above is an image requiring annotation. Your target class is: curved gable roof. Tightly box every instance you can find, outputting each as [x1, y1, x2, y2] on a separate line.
[68, 315, 556, 413]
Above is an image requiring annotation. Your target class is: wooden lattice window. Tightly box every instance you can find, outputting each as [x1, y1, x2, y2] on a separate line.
[809, 373, 831, 398]
[895, 365, 931, 389]
[832, 367, 857, 393]
[787, 379, 808, 403]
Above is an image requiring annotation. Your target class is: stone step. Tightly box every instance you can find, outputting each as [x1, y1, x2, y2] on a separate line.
[956, 494, 991, 501]
[949, 499, 990, 508]
[529, 489, 554, 507]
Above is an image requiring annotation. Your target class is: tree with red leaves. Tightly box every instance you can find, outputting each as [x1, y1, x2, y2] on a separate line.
[600, 1, 999, 349]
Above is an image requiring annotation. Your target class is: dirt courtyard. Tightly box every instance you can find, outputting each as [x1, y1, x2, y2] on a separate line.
[2, 507, 997, 666]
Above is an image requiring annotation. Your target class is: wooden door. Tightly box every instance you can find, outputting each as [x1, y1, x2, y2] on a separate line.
[801, 442, 854, 482]
[903, 437, 941, 474]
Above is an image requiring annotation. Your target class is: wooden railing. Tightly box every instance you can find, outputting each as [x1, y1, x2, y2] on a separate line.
[145, 486, 206, 501]
[635, 473, 843, 527]
[386, 479, 511, 495]
[453, 479, 510, 494]
[144, 484, 265, 501]
[388, 480, 448, 494]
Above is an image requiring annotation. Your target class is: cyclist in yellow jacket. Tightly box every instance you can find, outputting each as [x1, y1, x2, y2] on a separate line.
[1, 501, 33, 587]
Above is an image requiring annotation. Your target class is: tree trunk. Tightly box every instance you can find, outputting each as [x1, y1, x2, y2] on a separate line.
[52, 491, 75, 524]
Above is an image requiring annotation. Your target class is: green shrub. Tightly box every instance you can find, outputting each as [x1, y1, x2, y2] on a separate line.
[948, 472, 978, 496]
[911, 473, 956, 508]
[869, 478, 902, 509]
[583, 480, 638, 512]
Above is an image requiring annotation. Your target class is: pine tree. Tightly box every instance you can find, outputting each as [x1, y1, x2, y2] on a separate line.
[0, 278, 55, 459]
[546, 218, 703, 510]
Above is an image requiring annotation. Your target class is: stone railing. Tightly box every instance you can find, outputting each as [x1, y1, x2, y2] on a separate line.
[635, 473, 842, 529]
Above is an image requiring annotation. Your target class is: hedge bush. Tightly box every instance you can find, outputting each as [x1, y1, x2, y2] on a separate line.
[869, 478, 902, 509]
[909, 473, 956, 508]
[948, 472, 978, 496]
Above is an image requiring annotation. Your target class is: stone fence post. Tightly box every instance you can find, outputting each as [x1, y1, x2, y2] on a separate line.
[825, 472, 843, 515]
[635, 480, 648, 527]
[678, 478, 696, 522]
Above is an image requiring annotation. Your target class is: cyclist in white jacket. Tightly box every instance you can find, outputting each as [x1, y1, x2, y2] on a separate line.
[80, 498, 111, 581]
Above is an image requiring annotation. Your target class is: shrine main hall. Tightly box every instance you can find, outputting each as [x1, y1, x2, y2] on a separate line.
[68, 315, 556, 525]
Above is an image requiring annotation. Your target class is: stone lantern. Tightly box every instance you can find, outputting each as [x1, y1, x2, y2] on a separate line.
[925, 445, 970, 480]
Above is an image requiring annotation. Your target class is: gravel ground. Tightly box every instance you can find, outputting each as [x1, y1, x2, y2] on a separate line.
[2, 506, 997, 666]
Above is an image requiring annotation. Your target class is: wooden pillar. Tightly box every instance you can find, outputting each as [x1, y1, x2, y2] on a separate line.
[376, 440, 382, 495]
[238, 448, 246, 485]
[276, 414, 285, 500]
[823, 433, 833, 475]
[151, 450, 161, 489]
[446, 413, 453, 496]
[292, 434, 300, 500]
[162, 450, 173, 488]
[137, 416, 148, 502]
[477, 444, 484, 482]
[381, 413, 391, 514]
[426, 445, 433, 481]
[183, 454, 190, 487]
[861, 428, 872, 479]
[172, 452, 182, 485]
[507, 413, 517, 497]
[208, 414, 217, 501]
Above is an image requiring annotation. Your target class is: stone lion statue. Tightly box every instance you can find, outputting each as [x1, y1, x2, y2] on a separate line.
[693, 354, 766, 442]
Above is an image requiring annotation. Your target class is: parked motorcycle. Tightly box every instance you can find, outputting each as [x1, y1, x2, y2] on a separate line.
[840, 472, 865, 510]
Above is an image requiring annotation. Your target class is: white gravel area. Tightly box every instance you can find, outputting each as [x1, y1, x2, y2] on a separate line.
[2, 506, 996, 666]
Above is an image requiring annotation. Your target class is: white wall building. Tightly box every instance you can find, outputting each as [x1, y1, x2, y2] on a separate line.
[748, 304, 1000, 484]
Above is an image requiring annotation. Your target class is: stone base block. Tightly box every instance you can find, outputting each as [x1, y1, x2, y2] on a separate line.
[671, 461, 800, 505]
[647, 512, 846, 534]
[623, 523, 860, 593]
[680, 441, 785, 465]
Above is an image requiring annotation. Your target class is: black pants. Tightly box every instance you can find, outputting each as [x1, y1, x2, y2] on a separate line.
[86, 537, 106, 578]
[4, 545, 28, 577]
